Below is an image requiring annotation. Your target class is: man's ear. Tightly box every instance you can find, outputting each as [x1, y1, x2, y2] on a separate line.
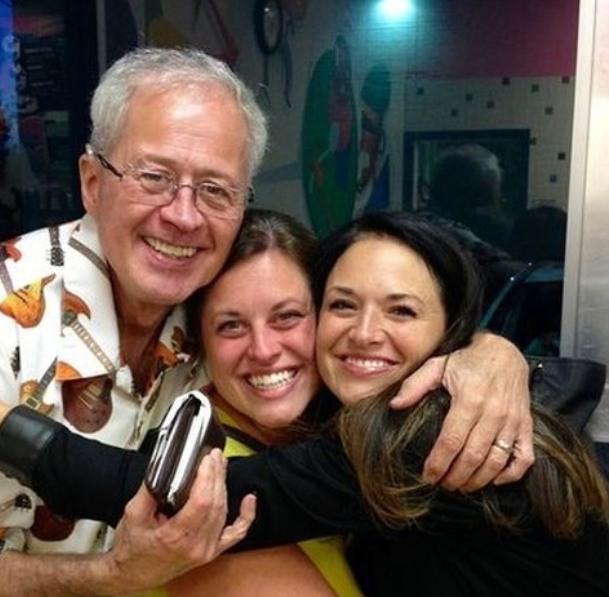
[79, 152, 101, 216]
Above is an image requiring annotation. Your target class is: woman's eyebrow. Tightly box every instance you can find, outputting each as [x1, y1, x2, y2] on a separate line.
[387, 292, 423, 304]
[211, 309, 242, 319]
[326, 286, 355, 296]
[270, 299, 310, 311]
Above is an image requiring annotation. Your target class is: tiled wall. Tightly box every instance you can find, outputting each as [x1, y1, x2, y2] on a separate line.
[403, 75, 575, 209]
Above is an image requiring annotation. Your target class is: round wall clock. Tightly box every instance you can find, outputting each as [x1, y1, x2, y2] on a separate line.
[254, 0, 284, 55]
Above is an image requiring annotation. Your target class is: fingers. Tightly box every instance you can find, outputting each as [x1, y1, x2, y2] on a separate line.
[493, 407, 535, 485]
[107, 450, 231, 591]
[390, 356, 446, 409]
[430, 376, 534, 491]
[218, 494, 257, 552]
[174, 449, 227, 538]
[123, 481, 158, 526]
[456, 422, 518, 492]
[422, 332, 536, 491]
[422, 398, 480, 485]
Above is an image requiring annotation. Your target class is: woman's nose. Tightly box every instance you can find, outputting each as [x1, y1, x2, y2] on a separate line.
[248, 327, 281, 363]
[348, 309, 383, 346]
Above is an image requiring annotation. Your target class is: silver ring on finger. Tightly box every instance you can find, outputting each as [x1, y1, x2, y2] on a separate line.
[492, 438, 513, 454]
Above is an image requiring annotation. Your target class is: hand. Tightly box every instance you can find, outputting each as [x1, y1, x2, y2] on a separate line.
[390, 332, 535, 491]
[102, 449, 256, 593]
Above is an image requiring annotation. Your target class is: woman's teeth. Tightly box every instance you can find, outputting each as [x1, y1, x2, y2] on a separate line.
[344, 356, 393, 371]
[145, 237, 197, 258]
[248, 369, 296, 389]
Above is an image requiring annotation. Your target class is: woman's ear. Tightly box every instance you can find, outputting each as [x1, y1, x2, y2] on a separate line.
[79, 152, 101, 216]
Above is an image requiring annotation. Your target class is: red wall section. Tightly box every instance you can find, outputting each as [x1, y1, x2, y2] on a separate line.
[410, 0, 578, 78]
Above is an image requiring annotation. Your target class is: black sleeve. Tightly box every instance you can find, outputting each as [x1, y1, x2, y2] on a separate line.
[32, 425, 375, 547]
[5, 397, 370, 542]
[226, 436, 376, 551]
[0, 406, 147, 526]
[32, 426, 148, 527]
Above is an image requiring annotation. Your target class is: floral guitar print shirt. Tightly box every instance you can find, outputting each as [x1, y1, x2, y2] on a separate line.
[0, 215, 196, 555]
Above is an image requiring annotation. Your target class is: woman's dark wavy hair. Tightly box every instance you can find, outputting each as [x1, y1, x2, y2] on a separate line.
[313, 211, 484, 357]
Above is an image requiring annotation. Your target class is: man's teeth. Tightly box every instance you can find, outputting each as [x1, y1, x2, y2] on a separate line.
[248, 369, 296, 389]
[345, 357, 392, 371]
[145, 237, 196, 258]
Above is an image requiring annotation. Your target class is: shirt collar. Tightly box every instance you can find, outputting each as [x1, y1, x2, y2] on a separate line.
[57, 215, 195, 385]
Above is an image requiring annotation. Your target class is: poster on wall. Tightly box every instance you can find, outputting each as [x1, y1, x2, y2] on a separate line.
[0, 0, 82, 241]
[353, 63, 391, 218]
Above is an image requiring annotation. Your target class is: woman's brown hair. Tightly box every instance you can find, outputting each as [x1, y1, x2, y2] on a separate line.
[339, 386, 609, 539]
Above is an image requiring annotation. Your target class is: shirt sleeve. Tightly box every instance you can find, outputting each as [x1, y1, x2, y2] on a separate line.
[30, 426, 371, 542]
[226, 436, 376, 551]
[31, 426, 147, 528]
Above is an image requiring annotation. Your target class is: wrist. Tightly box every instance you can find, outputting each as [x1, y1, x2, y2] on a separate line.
[82, 552, 126, 596]
[0, 406, 62, 487]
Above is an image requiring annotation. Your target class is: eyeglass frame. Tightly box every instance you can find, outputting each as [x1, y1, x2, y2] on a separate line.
[85, 144, 254, 219]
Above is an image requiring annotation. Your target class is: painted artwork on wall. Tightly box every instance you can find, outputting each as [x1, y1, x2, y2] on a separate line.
[353, 63, 391, 217]
[301, 35, 358, 238]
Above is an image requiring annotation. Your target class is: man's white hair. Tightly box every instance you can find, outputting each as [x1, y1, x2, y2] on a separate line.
[88, 47, 268, 179]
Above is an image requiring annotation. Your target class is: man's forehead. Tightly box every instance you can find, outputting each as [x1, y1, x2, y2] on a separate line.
[129, 81, 235, 111]
[107, 83, 246, 163]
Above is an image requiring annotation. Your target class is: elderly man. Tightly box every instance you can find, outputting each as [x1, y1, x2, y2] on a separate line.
[0, 47, 531, 595]
[0, 46, 265, 593]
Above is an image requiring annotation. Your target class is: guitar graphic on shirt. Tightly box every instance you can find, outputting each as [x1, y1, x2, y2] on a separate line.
[62, 309, 115, 374]
[46, 225, 64, 266]
[20, 358, 57, 415]
[0, 275, 55, 328]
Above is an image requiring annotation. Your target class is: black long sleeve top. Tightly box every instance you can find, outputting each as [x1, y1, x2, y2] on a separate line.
[21, 417, 609, 597]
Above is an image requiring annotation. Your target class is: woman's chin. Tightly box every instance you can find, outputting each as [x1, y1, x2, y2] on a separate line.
[333, 377, 401, 405]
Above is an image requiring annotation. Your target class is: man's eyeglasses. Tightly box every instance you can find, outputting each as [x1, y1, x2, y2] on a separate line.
[86, 145, 253, 220]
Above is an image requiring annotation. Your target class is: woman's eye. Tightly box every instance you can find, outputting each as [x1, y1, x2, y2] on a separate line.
[390, 305, 416, 318]
[216, 320, 244, 335]
[327, 299, 355, 312]
[273, 310, 304, 327]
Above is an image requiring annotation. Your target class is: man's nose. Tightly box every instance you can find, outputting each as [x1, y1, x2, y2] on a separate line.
[159, 186, 205, 231]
